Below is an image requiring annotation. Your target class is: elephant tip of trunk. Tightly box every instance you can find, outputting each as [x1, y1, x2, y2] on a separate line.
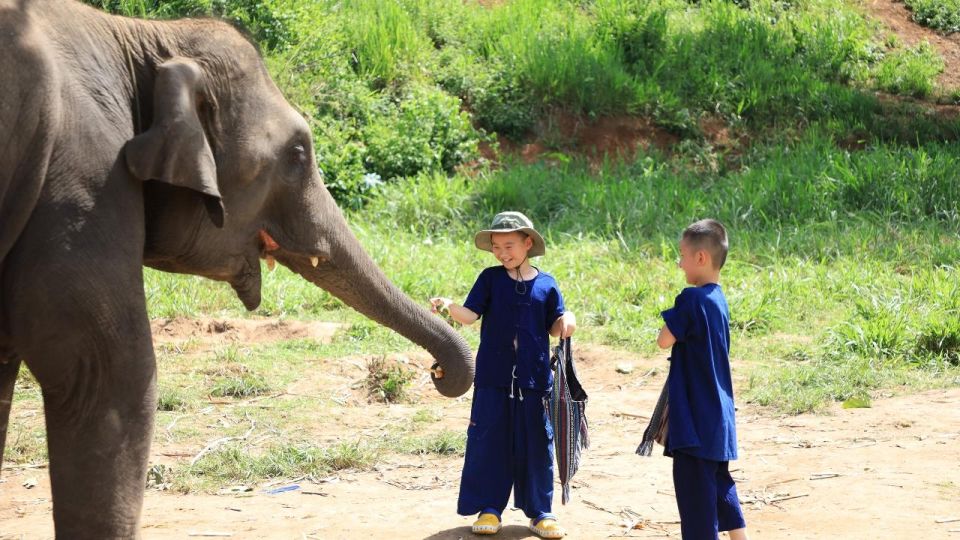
[427, 340, 475, 398]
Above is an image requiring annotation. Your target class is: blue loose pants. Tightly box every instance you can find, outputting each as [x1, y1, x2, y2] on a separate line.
[457, 386, 554, 519]
[672, 450, 746, 539]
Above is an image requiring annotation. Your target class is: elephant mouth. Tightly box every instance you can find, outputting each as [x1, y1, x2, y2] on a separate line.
[258, 229, 328, 271]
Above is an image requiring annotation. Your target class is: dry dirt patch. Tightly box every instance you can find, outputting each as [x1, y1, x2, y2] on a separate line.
[150, 317, 344, 347]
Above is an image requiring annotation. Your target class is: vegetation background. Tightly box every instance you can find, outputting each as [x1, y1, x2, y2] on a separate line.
[8, 0, 958, 491]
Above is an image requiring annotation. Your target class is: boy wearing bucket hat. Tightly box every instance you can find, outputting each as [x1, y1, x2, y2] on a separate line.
[430, 211, 576, 539]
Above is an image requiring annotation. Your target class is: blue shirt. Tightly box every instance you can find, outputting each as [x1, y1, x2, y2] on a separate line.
[661, 283, 738, 461]
[463, 266, 565, 391]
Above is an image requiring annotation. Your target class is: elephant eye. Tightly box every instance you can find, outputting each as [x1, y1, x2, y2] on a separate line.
[291, 144, 308, 164]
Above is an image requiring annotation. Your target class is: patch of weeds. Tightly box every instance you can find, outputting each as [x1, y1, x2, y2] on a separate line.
[397, 430, 466, 456]
[829, 295, 911, 360]
[156, 388, 188, 411]
[873, 41, 944, 98]
[208, 365, 270, 399]
[344, 320, 378, 342]
[319, 440, 379, 471]
[745, 352, 885, 414]
[914, 314, 960, 365]
[3, 424, 47, 464]
[173, 441, 379, 493]
[366, 357, 415, 403]
[412, 408, 441, 423]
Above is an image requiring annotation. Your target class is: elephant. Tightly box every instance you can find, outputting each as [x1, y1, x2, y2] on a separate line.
[0, 0, 474, 536]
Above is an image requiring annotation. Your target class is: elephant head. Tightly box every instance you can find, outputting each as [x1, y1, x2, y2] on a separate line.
[122, 23, 473, 396]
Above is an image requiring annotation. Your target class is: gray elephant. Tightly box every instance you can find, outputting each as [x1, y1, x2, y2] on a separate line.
[0, 0, 474, 536]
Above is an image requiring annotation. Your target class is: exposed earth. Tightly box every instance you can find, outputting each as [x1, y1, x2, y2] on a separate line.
[1, 318, 958, 539]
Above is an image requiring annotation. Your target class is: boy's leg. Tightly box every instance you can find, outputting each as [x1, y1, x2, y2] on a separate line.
[672, 451, 720, 540]
[512, 389, 554, 519]
[716, 461, 747, 535]
[458, 387, 514, 516]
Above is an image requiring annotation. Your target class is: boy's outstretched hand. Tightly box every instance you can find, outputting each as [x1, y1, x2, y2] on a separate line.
[429, 297, 453, 314]
[428, 297, 480, 326]
[551, 311, 577, 339]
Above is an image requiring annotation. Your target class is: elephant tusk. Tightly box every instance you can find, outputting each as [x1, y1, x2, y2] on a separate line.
[310, 256, 319, 267]
[265, 255, 276, 271]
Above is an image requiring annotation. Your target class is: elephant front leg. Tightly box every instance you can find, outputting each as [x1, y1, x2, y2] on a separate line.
[42, 358, 157, 538]
[35, 346, 157, 539]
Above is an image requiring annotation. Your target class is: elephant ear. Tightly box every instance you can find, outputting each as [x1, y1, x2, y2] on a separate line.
[124, 57, 224, 228]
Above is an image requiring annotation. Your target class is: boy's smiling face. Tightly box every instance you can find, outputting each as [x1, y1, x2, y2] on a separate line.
[678, 239, 711, 285]
[490, 231, 533, 270]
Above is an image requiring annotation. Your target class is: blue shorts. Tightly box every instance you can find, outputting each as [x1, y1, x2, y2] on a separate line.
[673, 451, 746, 539]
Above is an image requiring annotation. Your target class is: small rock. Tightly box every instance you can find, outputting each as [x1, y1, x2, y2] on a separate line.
[615, 363, 634, 374]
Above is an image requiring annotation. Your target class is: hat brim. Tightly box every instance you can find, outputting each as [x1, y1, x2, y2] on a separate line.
[474, 227, 546, 257]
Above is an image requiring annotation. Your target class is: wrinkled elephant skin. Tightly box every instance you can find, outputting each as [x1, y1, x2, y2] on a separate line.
[0, 1, 473, 537]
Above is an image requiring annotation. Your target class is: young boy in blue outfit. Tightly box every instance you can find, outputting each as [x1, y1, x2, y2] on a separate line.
[656, 219, 750, 540]
[430, 211, 576, 539]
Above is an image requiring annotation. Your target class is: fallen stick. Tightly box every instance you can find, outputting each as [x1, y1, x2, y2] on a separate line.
[613, 411, 649, 419]
[5, 463, 48, 470]
[190, 422, 256, 466]
[935, 518, 960, 524]
[770, 493, 809, 503]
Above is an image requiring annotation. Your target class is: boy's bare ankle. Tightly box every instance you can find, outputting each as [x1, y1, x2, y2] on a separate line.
[726, 528, 749, 540]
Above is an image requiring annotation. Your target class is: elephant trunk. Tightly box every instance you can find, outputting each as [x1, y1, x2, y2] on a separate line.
[273, 219, 474, 398]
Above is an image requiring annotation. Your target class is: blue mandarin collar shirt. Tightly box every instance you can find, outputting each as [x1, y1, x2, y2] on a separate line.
[463, 266, 565, 391]
[661, 283, 738, 461]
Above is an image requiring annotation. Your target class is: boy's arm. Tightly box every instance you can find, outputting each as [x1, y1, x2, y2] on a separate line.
[430, 297, 479, 325]
[549, 311, 577, 339]
[657, 325, 676, 349]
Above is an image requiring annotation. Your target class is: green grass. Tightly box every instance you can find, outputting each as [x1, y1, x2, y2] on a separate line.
[173, 441, 379, 492]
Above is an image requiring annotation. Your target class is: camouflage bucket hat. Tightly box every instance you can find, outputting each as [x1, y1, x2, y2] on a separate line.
[474, 211, 546, 257]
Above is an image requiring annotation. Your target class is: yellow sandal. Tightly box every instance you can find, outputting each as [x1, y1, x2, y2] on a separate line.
[471, 512, 502, 535]
[529, 517, 566, 539]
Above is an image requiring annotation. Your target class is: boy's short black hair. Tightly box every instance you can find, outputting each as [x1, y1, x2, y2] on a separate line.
[682, 219, 728, 269]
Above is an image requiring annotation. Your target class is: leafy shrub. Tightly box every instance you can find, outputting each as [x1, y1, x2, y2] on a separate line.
[84, 0, 300, 51]
[363, 85, 480, 180]
[905, 0, 960, 34]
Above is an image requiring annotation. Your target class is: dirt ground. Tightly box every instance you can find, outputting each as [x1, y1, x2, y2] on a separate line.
[1, 321, 959, 539]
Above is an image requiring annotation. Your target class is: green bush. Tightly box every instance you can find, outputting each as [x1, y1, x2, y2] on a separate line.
[363, 85, 481, 180]
[905, 0, 960, 34]
[84, 0, 300, 51]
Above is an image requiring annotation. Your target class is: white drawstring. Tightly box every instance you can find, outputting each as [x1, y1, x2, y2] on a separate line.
[509, 365, 523, 401]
